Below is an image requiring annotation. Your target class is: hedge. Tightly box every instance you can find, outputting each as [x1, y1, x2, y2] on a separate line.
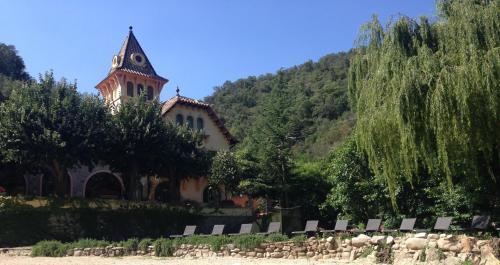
[0, 198, 197, 247]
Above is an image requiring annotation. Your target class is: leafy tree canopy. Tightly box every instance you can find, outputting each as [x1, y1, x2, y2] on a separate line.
[0, 43, 30, 81]
[348, 0, 499, 206]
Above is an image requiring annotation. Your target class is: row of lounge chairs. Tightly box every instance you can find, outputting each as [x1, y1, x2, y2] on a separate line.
[170, 215, 495, 238]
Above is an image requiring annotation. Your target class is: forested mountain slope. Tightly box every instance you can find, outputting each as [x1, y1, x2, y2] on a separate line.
[204, 51, 355, 158]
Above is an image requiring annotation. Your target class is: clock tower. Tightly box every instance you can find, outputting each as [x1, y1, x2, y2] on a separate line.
[96, 26, 168, 108]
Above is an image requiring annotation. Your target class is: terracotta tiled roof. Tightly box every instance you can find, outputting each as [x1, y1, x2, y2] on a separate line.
[161, 95, 237, 145]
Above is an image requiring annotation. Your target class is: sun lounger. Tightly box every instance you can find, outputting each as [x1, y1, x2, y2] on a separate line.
[320, 219, 349, 234]
[228, 223, 253, 236]
[170, 225, 197, 238]
[383, 218, 417, 233]
[353, 219, 382, 233]
[200, 224, 225, 236]
[257, 221, 281, 235]
[291, 220, 319, 234]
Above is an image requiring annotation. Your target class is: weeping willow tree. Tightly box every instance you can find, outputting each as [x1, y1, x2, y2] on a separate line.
[348, 0, 499, 207]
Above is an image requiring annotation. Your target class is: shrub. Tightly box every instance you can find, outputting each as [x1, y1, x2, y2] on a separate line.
[70, 238, 109, 249]
[207, 236, 232, 251]
[291, 235, 307, 244]
[31, 240, 70, 257]
[120, 238, 139, 252]
[360, 246, 374, 258]
[138, 238, 153, 252]
[266, 233, 288, 242]
[154, 238, 175, 257]
[233, 234, 265, 250]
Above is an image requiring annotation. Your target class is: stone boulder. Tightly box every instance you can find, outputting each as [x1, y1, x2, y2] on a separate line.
[351, 234, 371, 247]
[405, 238, 427, 250]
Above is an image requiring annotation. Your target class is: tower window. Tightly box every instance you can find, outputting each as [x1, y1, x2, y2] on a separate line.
[147, 86, 154, 100]
[137, 84, 144, 96]
[176, 114, 183, 125]
[197, 117, 204, 130]
[127, 82, 134, 97]
[186, 116, 194, 129]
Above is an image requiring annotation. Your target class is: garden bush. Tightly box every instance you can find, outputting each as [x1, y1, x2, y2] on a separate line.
[266, 233, 288, 242]
[233, 234, 265, 250]
[31, 240, 70, 257]
[120, 238, 139, 252]
[138, 238, 153, 252]
[154, 238, 175, 257]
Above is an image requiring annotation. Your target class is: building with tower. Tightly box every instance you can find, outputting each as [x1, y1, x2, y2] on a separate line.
[1, 27, 243, 207]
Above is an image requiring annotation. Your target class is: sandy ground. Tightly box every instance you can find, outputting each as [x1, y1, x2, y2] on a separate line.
[0, 256, 376, 265]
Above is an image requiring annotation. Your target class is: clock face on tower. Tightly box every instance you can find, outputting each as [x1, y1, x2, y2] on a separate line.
[131, 53, 146, 67]
[112, 55, 121, 68]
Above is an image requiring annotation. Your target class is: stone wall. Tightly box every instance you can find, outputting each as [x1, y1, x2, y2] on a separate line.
[2, 233, 498, 265]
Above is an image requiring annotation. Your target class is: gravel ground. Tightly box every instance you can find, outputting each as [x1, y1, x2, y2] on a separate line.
[0, 256, 377, 265]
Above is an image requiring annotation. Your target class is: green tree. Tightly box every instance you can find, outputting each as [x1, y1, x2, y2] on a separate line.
[0, 43, 30, 81]
[320, 137, 387, 225]
[209, 150, 240, 200]
[348, 0, 499, 206]
[107, 96, 207, 200]
[0, 72, 111, 196]
[248, 71, 302, 208]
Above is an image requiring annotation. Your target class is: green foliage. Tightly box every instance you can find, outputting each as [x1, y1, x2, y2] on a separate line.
[266, 233, 288, 242]
[0, 72, 112, 196]
[0, 43, 30, 81]
[289, 159, 331, 220]
[291, 235, 307, 244]
[232, 234, 265, 250]
[205, 51, 353, 159]
[154, 238, 175, 257]
[320, 137, 387, 225]
[138, 238, 153, 252]
[360, 246, 374, 258]
[31, 240, 70, 257]
[348, 0, 499, 207]
[0, 199, 196, 247]
[108, 95, 209, 200]
[71, 238, 109, 249]
[209, 150, 240, 198]
[120, 238, 139, 252]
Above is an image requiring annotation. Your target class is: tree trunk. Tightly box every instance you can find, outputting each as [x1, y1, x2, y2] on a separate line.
[51, 160, 67, 198]
[168, 176, 181, 202]
[127, 165, 139, 200]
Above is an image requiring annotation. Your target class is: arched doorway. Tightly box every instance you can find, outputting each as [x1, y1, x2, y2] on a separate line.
[0, 175, 26, 196]
[84, 172, 124, 199]
[154, 182, 170, 203]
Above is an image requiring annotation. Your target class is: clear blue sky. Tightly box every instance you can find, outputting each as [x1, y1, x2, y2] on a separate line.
[0, 0, 436, 101]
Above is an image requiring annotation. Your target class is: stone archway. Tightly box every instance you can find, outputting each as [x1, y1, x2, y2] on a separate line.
[84, 171, 124, 199]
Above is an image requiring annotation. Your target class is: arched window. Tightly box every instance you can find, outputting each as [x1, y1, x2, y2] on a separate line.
[147, 86, 154, 100]
[137, 84, 144, 96]
[186, 116, 194, 129]
[127, 82, 134, 97]
[196, 117, 204, 130]
[176, 114, 184, 125]
[203, 186, 220, 204]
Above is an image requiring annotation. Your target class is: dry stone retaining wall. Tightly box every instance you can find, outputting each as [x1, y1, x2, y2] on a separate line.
[1, 233, 498, 264]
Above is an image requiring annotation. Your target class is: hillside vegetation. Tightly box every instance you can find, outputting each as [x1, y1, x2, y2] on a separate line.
[205, 51, 354, 159]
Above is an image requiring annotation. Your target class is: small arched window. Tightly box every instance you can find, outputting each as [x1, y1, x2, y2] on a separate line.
[186, 116, 194, 129]
[197, 117, 204, 130]
[127, 82, 134, 97]
[147, 86, 154, 100]
[176, 114, 184, 125]
[137, 84, 144, 96]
